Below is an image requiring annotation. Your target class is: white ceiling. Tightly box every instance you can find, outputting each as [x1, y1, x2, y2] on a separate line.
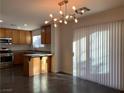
[0, 0, 124, 30]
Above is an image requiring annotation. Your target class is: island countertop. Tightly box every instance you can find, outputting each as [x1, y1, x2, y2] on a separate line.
[24, 53, 52, 57]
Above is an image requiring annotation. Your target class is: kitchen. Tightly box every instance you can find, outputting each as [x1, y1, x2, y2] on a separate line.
[0, 25, 53, 75]
[0, 0, 124, 93]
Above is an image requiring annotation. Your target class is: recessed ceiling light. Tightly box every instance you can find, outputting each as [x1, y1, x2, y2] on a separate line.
[24, 24, 28, 26]
[0, 20, 3, 23]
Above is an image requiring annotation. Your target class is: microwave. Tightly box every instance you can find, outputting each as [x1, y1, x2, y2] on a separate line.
[0, 38, 12, 44]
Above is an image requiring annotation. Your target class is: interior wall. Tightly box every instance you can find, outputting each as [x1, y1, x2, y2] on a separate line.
[59, 24, 73, 74]
[51, 24, 62, 73]
[59, 6, 124, 74]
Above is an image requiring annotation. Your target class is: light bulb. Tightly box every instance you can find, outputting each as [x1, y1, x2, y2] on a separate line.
[64, 20, 67, 24]
[45, 21, 49, 24]
[59, 20, 63, 23]
[59, 10, 63, 15]
[81, 10, 85, 13]
[54, 23, 57, 28]
[74, 18, 78, 23]
[65, 15, 69, 19]
[49, 14, 53, 18]
[53, 18, 57, 22]
[70, 15, 73, 19]
[72, 6, 76, 10]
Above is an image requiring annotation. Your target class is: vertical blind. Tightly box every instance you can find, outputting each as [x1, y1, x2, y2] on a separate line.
[73, 20, 124, 90]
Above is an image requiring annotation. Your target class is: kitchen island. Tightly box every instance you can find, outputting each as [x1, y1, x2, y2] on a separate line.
[23, 53, 52, 76]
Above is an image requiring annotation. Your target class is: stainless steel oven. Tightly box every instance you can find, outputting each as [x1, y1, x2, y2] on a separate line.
[0, 53, 13, 62]
[0, 50, 13, 69]
[0, 38, 13, 68]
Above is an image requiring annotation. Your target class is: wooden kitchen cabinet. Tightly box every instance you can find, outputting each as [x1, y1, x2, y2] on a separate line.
[20, 30, 26, 44]
[24, 56, 52, 76]
[13, 52, 25, 65]
[46, 56, 51, 73]
[12, 30, 20, 44]
[40, 56, 51, 73]
[19, 31, 32, 45]
[0, 28, 32, 45]
[0, 28, 6, 38]
[24, 57, 41, 76]
[0, 28, 13, 38]
[5, 28, 13, 38]
[26, 31, 32, 45]
[41, 25, 51, 44]
[18, 30, 32, 45]
[45, 26, 51, 44]
[41, 29, 46, 44]
[11, 28, 32, 45]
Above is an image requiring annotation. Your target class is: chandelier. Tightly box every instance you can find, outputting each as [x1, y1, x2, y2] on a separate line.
[44, 0, 90, 27]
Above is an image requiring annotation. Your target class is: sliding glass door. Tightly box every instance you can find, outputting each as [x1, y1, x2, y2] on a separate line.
[73, 21, 124, 90]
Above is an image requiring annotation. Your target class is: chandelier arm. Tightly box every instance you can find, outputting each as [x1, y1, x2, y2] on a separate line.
[58, 0, 68, 6]
[65, 2, 67, 16]
[44, 0, 90, 26]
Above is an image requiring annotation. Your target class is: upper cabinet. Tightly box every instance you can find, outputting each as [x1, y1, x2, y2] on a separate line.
[19, 30, 26, 44]
[0, 28, 6, 38]
[13, 30, 32, 45]
[12, 30, 20, 44]
[26, 31, 32, 45]
[0, 28, 32, 45]
[0, 28, 13, 38]
[5, 28, 13, 38]
[41, 25, 51, 44]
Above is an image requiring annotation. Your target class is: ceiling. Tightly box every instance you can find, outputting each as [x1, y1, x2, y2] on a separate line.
[0, 0, 124, 30]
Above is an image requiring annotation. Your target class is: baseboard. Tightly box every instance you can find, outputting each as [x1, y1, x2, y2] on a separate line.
[57, 71, 72, 75]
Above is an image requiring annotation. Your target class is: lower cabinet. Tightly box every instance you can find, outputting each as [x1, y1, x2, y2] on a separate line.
[46, 56, 51, 73]
[24, 57, 41, 76]
[40, 56, 51, 73]
[13, 52, 25, 65]
[23, 56, 51, 76]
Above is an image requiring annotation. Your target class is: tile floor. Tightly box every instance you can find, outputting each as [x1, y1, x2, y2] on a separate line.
[0, 66, 123, 93]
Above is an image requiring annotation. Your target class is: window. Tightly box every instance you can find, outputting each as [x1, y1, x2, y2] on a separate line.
[33, 35, 44, 48]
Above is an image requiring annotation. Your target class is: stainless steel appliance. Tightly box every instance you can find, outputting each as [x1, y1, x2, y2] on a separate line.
[0, 38, 13, 68]
[0, 49, 13, 69]
[0, 38, 12, 44]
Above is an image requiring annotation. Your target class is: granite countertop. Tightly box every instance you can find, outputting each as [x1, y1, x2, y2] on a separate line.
[12, 50, 52, 57]
[24, 53, 52, 57]
[13, 50, 51, 54]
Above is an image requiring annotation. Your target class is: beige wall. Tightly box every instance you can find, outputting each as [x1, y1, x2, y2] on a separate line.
[59, 6, 124, 74]
[51, 25, 62, 73]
